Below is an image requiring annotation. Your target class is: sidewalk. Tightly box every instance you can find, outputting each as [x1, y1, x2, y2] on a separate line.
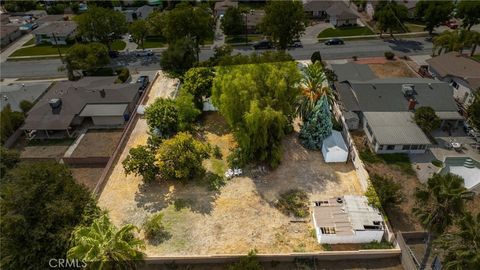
[317, 31, 429, 41]
[0, 33, 33, 63]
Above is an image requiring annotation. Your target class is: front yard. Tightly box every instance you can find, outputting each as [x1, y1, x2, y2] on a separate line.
[225, 34, 263, 44]
[10, 40, 126, 57]
[318, 26, 374, 39]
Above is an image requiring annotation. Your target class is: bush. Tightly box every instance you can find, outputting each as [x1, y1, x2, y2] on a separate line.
[361, 240, 393, 249]
[311, 51, 322, 64]
[431, 159, 443, 167]
[143, 213, 168, 242]
[212, 145, 222, 159]
[370, 174, 403, 210]
[384, 51, 395, 60]
[19, 100, 34, 114]
[83, 67, 115, 76]
[276, 189, 309, 218]
[332, 116, 342, 131]
[115, 67, 130, 83]
[365, 184, 382, 210]
[360, 149, 382, 164]
[203, 172, 226, 191]
[0, 105, 24, 144]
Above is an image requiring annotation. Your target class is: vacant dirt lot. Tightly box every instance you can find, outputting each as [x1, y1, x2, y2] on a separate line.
[368, 60, 418, 78]
[71, 129, 123, 157]
[70, 166, 105, 191]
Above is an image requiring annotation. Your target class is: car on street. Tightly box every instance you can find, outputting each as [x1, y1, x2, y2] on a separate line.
[108, 51, 119, 58]
[446, 20, 459, 29]
[136, 75, 150, 91]
[135, 49, 154, 57]
[252, 40, 273, 50]
[287, 40, 303, 48]
[324, 38, 344, 45]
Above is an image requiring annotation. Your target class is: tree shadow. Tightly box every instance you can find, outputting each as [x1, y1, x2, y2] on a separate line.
[146, 230, 172, 246]
[385, 39, 424, 53]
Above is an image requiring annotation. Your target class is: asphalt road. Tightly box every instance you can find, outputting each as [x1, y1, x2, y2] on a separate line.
[0, 37, 433, 79]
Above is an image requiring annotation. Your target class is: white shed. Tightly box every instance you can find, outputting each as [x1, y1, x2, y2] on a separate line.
[322, 130, 348, 163]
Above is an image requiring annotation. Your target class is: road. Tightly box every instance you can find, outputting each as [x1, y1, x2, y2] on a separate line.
[0, 37, 433, 79]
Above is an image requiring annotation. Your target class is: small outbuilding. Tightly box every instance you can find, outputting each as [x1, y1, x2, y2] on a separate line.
[321, 130, 348, 163]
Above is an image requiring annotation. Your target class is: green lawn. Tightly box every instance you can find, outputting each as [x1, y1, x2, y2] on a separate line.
[140, 36, 166, 49]
[405, 23, 425, 33]
[473, 54, 480, 61]
[22, 38, 36, 46]
[225, 35, 263, 44]
[111, 40, 126, 51]
[318, 26, 374, 38]
[10, 44, 72, 57]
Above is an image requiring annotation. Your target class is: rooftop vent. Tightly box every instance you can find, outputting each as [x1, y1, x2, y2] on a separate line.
[402, 84, 416, 97]
[49, 98, 62, 114]
[336, 197, 343, 204]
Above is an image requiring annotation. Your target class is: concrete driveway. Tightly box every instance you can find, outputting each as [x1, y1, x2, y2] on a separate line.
[301, 22, 333, 45]
[0, 33, 33, 63]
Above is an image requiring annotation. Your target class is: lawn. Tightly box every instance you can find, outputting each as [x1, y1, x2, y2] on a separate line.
[22, 38, 36, 46]
[111, 40, 126, 50]
[10, 44, 72, 57]
[473, 54, 480, 61]
[317, 26, 374, 38]
[140, 36, 166, 49]
[225, 34, 263, 44]
[405, 23, 425, 33]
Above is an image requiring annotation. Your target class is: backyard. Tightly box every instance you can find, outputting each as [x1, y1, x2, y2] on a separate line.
[317, 26, 374, 39]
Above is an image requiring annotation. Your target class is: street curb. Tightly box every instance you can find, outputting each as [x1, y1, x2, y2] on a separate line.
[317, 31, 430, 42]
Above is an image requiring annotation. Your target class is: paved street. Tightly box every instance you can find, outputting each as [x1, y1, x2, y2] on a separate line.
[1, 37, 433, 79]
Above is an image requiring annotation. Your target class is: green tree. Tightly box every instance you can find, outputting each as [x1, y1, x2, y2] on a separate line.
[466, 30, 480, 57]
[221, 7, 244, 35]
[260, 0, 307, 50]
[3, 0, 36, 12]
[374, 0, 408, 38]
[0, 147, 20, 178]
[432, 30, 471, 55]
[413, 173, 474, 270]
[142, 213, 168, 242]
[413, 106, 441, 133]
[129, 19, 149, 49]
[370, 174, 403, 210]
[415, 0, 454, 35]
[19, 100, 33, 114]
[212, 61, 300, 167]
[68, 215, 145, 269]
[299, 95, 333, 150]
[456, 0, 480, 30]
[180, 67, 215, 109]
[435, 212, 480, 269]
[229, 250, 263, 270]
[155, 132, 210, 182]
[74, 6, 128, 50]
[1, 162, 97, 269]
[175, 91, 201, 131]
[146, 10, 164, 36]
[160, 37, 198, 76]
[0, 104, 24, 144]
[123, 145, 159, 183]
[311, 51, 322, 64]
[145, 98, 178, 138]
[64, 43, 110, 80]
[468, 90, 480, 131]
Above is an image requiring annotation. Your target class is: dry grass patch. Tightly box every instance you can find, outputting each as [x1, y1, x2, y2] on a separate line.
[368, 60, 418, 78]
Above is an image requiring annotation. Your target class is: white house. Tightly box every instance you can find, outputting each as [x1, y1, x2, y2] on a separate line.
[312, 195, 385, 244]
[322, 130, 348, 163]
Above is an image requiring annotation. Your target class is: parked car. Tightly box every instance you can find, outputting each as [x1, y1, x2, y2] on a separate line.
[446, 20, 458, 29]
[252, 40, 273, 50]
[128, 34, 133, 42]
[324, 38, 344, 45]
[136, 75, 150, 91]
[108, 51, 119, 58]
[135, 49, 154, 57]
[287, 40, 303, 48]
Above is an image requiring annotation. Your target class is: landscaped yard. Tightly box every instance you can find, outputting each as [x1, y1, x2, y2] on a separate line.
[405, 23, 425, 33]
[22, 37, 36, 46]
[473, 54, 480, 61]
[10, 44, 72, 57]
[111, 40, 126, 50]
[225, 34, 263, 44]
[317, 26, 374, 39]
[141, 36, 166, 49]
[368, 60, 418, 78]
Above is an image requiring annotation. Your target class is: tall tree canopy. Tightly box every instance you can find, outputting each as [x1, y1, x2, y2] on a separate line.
[468, 91, 480, 131]
[64, 42, 110, 80]
[260, 0, 307, 50]
[180, 67, 215, 109]
[145, 98, 179, 139]
[221, 7, 244, 35]
[160, 37, 198, 75]
[129, 19, 149, 50]
[123, 145, 159, 183]
[413, 106, 441, 133]
[415, 0, 454, 35]
[374, 0, 408, 37]
[0, 162, 97, 269]
[212, 59, 301, 167]
[68, 215, 145, 269]
[456, 0, 480, 30]
[74, 6, 127, 50]
[299, 95, 333, 150]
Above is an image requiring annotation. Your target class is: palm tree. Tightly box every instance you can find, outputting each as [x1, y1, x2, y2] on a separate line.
[296, 62, 334, 121]
[413, 173, 474, 270]
[68, 215, 145, 270]
[432, 30, 471, 56]
[435, 212, 480, 269]
[466, 30, 480, 57]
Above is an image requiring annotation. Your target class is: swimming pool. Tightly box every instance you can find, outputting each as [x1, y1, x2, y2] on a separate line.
[439, 157, 480, 190]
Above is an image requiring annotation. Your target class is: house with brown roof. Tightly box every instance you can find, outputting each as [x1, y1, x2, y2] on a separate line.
[303, 0, 332, 19]
[214, 0, 238, 17]
[303, 0, 358, 26]
[34, 21, 77, 45]
[426, 52, 480, 107]
[22, 77, 142, 139]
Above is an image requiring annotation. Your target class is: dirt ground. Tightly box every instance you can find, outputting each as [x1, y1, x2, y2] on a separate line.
[71, 129, 123, 157]
[99, 76, 363, 256]
[18, 138, 73, 159]
[368, 60, 418, 78]
[70, 166, 105, 191]
[351, 131, 422, 232]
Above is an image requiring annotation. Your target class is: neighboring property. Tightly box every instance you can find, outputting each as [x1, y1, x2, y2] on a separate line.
[322, 130, 349, 163]
[214, 0, 238, 17]
[34, 21, 77, 45]
[34, 15, 67, 26]
[24, 10, 47, 19]
[22, 77, 142, 139]
[312, 195, 385, 244]
[326, 2, 358, 27]
[365, 0, 415, 19]
[426, 52, 480, 108]
[333, 64, 463, 154]
[303, 0, 332, 19]
[1, 25, 22, 47]
[245, 10, 265, 34]
[123, 5, 156, 22]
[0, 81, 52, 112]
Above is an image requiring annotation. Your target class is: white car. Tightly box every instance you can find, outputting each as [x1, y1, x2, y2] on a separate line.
[135, 49, 154, 57]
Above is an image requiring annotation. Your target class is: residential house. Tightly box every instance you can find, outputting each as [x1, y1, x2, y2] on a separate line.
[1, 81, 52, 112]
[24, 10, 47, 19]
[214, 0, 238, 17]
[34, 21, 77, 45]
[326, 2, 358, 27]
[35, 14, 67, 26]
[22, 77, 143, 139]
[426, 52, 480, 108]
[365, 1, 416, 19]
[312, 195, 385, 244]
[333, 63, 462, 154]
[123, 5, 156, 22]
[245, 10, 265, 34]
[1, 25, 22, 47]
[303, 0, 332, 19]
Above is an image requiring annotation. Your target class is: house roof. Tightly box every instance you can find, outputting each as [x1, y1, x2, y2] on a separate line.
[303, 0, 334, 12]
[322, 130, 348, 152]
[79, 103, 128, 117]
[313, 195, 384, 236]
[34, 15, 66, 25]
[364, 112, 431, 145]
[343, 78, 460, 113]
[0, 81, 52, 111]
[426, 52, 480, 89]
[246, 10, 265, 27]
[326, 2, 358, 19]
[22, 77, 141, 130]
[135, 5, 155, 19]
[34, 21, 77, 36]
[331, 63, 377, 82]
[214, 0, 238, 11]
[0, 25, 19, 38]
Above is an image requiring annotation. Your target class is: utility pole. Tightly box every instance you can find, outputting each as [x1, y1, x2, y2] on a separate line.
[52, 32, 64, 63]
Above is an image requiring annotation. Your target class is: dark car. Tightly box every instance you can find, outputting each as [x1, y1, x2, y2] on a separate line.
[137, 75, 150, 91]
[324, 38, 344, 45]
[108, 51, 119, 58]
[252, 40, 273, 50]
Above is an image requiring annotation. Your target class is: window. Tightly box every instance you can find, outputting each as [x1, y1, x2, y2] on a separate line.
[387, 145, 395, 150]
[403, 145, 411, 150]
[451, 80, 459, 89]
[378, 145, 384, 151]
[320, 227, 336, 234]
[411, 145, 419, 150]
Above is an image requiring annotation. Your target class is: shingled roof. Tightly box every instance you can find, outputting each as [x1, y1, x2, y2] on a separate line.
[426, 52, 480, 90]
